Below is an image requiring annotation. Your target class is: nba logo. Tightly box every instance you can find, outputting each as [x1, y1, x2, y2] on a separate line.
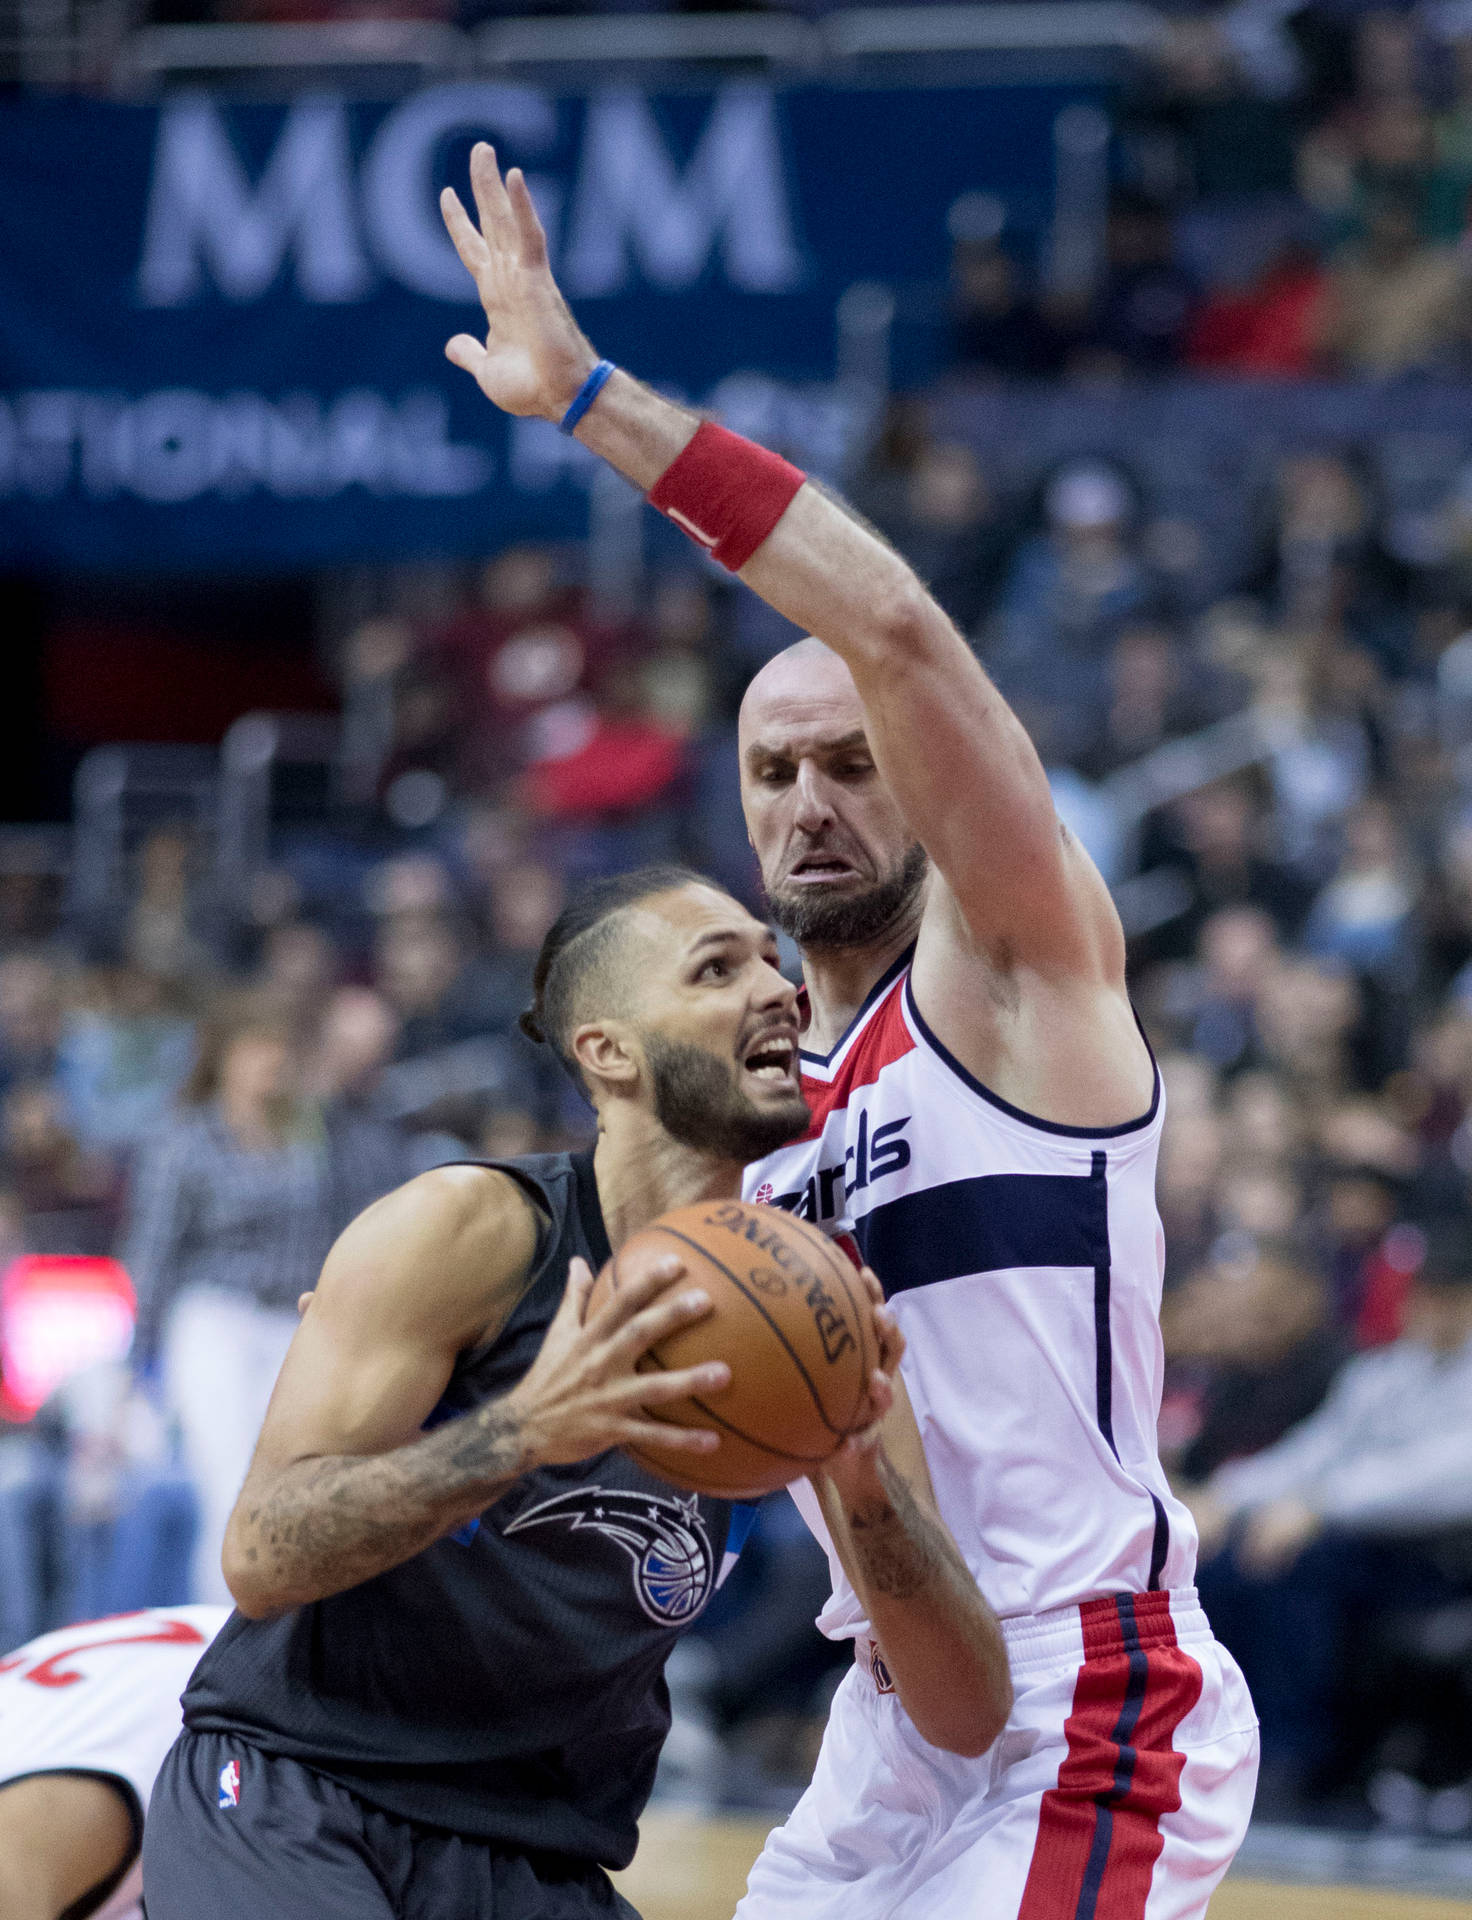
[753, 1182, 774, 1204]
[217, 1759, 241, 1809]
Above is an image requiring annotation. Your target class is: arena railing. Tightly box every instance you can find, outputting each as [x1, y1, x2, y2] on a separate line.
[112, 3, 1162, 87]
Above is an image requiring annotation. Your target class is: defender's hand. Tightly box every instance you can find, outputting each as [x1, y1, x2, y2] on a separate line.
[504, 1256, 729, 1470]
[440, 143, 599, 422]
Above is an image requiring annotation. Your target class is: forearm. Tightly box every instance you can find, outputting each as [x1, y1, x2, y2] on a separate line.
[574, 373, 927, 672]
[226, 1395, 532, 1617]
[826, 1453, 1012, 1756]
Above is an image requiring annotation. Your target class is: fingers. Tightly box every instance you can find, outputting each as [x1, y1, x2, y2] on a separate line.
[585, 1253, 689, 1330]
[469, 141, 517, 248]
[861, 1365, 894, 1424]
[551, 1256, 597, 1332]
[859, 1264, 885, 1308]
[439, 186, 488, 276]
[506, 167, 550, 268]
[620, 1358, 730, 1405]
[621, 1418, 721, 1455]
[445, 334, 488, 379]
[872, 1301, 905, 1374]
[604, 1285, 716, 1368]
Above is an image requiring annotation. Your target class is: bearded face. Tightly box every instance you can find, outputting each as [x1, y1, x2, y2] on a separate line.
[766, 842, 929, 951]
[644, 1032, 810, 1163]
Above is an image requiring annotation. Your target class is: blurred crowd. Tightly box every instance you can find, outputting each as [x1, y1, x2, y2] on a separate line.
[946, 2, 1472, 386]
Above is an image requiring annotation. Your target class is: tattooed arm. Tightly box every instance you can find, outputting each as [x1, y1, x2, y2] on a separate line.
[223, 1167, 727, 1618]
[809, 1278, 1012, 1757]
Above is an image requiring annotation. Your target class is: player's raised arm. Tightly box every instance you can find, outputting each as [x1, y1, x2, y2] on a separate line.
[439, 144, 1110, 980]
[223, 1166, 730, 1618]
[808, 1277, 1012, 1756]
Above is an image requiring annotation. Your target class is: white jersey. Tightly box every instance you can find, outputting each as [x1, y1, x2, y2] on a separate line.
[743, 954, 1197, 1631]
[0, 1605, 228, 1920]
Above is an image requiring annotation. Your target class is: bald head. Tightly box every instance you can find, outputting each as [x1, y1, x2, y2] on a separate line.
[738, 638, 861, 754]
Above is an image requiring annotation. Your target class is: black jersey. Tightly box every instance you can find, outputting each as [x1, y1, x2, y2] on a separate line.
[182, 1150, 733, 1867]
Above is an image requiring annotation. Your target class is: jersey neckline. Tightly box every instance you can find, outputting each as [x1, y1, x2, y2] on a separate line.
[903, 977, 1162, 1139]
[570, 1147, 614, 1268]
[798, 944, 917, 1070]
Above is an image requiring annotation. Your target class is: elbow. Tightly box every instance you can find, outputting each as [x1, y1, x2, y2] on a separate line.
[915, 1673, 1014, 1759]
[858, 580, 945, 673]
[221, 1528, 285, 1621]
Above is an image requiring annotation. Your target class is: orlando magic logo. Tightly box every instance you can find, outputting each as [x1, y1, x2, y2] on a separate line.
[504, 1486, 716, 1626]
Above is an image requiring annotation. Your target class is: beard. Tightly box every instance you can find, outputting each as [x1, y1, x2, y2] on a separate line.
[645, 1034, 810, 1163]
[766, 842, 929, 951]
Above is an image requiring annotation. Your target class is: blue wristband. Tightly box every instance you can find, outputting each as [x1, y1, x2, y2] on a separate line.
[559, 360, 616, 436]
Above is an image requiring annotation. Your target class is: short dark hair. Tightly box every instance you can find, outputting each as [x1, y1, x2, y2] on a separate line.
[521, 865, 720, 1088]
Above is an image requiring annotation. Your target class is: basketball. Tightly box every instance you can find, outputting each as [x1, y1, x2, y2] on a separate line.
[588, 1200, 878, 1498]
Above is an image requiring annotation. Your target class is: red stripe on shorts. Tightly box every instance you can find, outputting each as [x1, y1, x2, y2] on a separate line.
[1017, 1593, 1203, 1920]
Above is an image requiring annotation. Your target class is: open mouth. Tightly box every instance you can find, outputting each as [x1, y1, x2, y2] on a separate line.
[742, 1031, 799, 1086]
[786, 853, 858, 885]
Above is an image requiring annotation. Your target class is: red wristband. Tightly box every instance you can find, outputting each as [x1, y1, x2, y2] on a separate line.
[648, 421, 805, 571]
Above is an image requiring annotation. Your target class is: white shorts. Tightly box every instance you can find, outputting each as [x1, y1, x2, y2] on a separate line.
[0, 1606, 229, 1920]
[737, 1589, 1258, 1920]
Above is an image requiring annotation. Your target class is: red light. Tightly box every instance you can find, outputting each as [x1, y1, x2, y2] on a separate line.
[0, 1256, 138, 1421]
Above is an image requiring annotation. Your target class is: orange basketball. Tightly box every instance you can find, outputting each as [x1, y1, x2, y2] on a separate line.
[587, 1200, 877, 1499]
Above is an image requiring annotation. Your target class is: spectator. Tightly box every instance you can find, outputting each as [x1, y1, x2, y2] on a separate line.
[304, 985, 416, 1232]
[121, 1002, 338, 1603]
[856, 438, 1009, 635]
[1163, 1234, 1346, 1485]
[1189, 1221, 1472, 1811]
[1185, 905, 1281, 1074]
[431, 545, 631, 791]
[0, 953, 62, 1100]
[1071, 189, 1199, 376]
[2, 1082, 118, 1255]
[124, 828, 212, 986]
[1304, 797, 1420, 977]
[1319, 193, 1471, 379]
[1186, 241, 1329, 378]
[990, 461, 1158, 760]
[54, 963, 195, 1158]
[949, 235, 1065, 379]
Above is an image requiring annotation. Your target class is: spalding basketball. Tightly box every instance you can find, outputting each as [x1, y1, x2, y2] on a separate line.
[588, 1200, 877, 1498]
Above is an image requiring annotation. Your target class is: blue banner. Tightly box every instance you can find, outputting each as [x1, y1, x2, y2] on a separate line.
[0, 82, 1092, 572]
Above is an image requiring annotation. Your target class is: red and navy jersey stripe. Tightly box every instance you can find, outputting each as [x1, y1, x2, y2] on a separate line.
[1019, 1594, 1203, 1919]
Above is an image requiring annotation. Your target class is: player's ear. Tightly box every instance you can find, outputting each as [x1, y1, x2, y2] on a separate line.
[570, 1020, 639, 1094]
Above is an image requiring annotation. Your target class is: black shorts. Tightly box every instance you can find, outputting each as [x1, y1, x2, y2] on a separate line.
[142, 1731, 641, 1920]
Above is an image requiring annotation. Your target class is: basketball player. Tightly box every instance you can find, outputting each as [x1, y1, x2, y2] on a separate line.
[440, 147, 1258, 1919]
[142, 868, 1010, 1920]
[0, 1604, 227, 1920]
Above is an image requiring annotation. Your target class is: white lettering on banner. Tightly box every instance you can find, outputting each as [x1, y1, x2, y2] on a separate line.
[134, 85, 802, 308]
[138, 93, 370, 307]
[360, 83, 559, 301]
[0, 389, 493, 502]
[565, 88, 801, 296]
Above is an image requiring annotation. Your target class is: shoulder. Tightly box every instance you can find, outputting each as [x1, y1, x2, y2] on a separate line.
[317, 1164, 543, 1344]
[340, 1163, 540, 1265]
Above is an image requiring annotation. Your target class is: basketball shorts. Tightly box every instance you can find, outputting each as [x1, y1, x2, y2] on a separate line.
[737, 1588, 1258, 1920]
[143, 1730, 642, 1920]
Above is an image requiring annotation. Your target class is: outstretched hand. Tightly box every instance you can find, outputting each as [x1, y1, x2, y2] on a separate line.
[440, 142, 599, 422]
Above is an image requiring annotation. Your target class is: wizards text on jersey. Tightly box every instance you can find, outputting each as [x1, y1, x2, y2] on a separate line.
[763, 1110, 911, 1224]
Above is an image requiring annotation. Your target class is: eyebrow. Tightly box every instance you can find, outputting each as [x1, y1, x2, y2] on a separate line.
[685, 924, 778, 958]
[745, 729, 870, 762]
